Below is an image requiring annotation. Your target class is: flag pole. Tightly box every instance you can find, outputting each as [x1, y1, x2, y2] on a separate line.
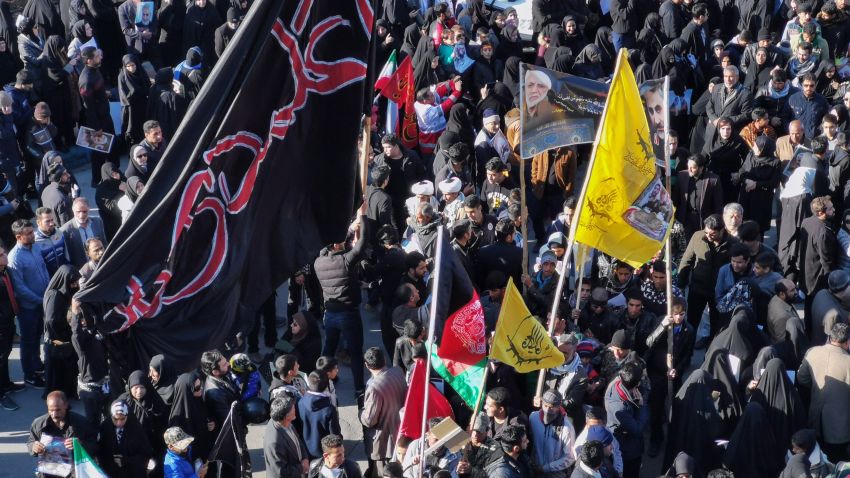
[520, 156, 529, 294]
[467, 359, 490, 431]
[360, 115, 371, 197]
[420, 226, 445, 476]
[519, 65, 529, 293]
[662, 75, 673, 318]
[535, 49, 628, 400]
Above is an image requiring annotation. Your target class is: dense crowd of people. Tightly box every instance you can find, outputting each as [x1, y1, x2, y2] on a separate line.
[3, 0, 850, 476]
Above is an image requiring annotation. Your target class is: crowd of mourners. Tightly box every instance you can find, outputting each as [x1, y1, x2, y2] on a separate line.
[4, 0, 850, 476]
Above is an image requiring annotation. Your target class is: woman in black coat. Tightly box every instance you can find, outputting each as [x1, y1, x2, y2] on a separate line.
[149, 353, 177, 407]
[117, 54, 151, 145]
[43, 264, 80, 399]
[733, 135, 781, 233]
[168, 372, 213, 459]
[119, 370, 168, 465]
[95, 162, 125, 241]
[182, 0, 222, 64]
[282, 310, 322, 374]
[39, 35, 75, 147]
[702, 117, 750, 205]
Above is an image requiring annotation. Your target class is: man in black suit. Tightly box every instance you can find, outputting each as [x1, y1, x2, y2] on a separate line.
[60, 197, 107, 268]
[673, 155, 725, 238]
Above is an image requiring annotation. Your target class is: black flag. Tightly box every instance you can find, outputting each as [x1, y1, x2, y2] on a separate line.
[77, 0, 375, 368]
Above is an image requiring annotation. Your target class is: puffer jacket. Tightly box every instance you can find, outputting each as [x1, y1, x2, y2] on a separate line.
[313, 215, 368, 312]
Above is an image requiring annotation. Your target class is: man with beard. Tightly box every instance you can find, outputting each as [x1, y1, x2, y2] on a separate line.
[799, 196, 839, 331]
[78, 47, 115, 186]
[40, 164, 73, 226]
[78, 238, 105, 285]
[783, 72, 830, 139]
[755, 70, 798, 131]
[705, 66, 753, 143]
[529, 389, 576, 477]
[768, 278, 803, 344]
[643, 84, 666, 149]
[32, 207, 68, 277]
[811, 270, 850, 346]
[678, 214, 740, 340]
[674, 155, 724, 238]
[457, 413, 500, 478]
[523, 68, 555, 131]
[544, 333, 588, 430]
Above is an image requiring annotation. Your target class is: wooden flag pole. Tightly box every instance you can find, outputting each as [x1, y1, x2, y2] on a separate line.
[360, 116, 371, 198]
[419, 226, 445, 477]
[534, 49, 628, 400]
[467, 360, 491, 431]
[662, 76, 674, 318]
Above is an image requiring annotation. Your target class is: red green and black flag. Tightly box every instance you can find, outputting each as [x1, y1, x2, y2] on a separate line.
[76, 0, 374, 370]
[428, 228, 488, 409]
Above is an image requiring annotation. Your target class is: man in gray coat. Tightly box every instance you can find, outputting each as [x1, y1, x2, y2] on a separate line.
[798, 322, 850, 462]
[811, 271, 850, 346]
[263, 396, 310, 478]
[359, 347, 406, 477]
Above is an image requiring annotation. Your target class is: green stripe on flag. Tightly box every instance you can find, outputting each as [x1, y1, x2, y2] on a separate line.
[428, 341, 487, 409]
[73, 438, 108, 478]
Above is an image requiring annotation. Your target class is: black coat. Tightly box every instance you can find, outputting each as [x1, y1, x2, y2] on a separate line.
[474, 241, 523, 290]
[97, 415, 151, 478]
[735, 152, 782, 231]
[313, 215, 368, 312]
[674, 170, 725, 238]
[799, 215, 839, 293]
[78, 65, 113, 132]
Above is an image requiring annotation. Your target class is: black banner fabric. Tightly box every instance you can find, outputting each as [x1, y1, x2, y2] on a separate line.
[77, 0, 374, 369]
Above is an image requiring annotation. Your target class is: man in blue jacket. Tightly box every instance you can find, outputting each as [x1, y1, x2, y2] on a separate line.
[298, 371, 341, 459]
[604, 362, 648, 478]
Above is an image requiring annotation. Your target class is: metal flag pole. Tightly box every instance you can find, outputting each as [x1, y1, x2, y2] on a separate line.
[662, 75, 674, 319]
[419, 226, 445, 476]
[534, 49, 629, 400]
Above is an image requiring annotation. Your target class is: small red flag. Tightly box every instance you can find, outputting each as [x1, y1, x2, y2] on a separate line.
[380, 56, 418, 148]
[398, 359, 454, 440]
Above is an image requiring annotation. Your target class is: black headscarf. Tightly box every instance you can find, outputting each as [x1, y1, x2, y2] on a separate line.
[743, 47, 772, 93]
[496, 25, 522, 61]
[594, 26, 615, 75]
[168, 371, 212, 458]
[476, 82, 515, 120]
[700, 347, 744, 428]
[665, 369, 724, 475]
[70, 19, 90, 41]
[381, 0, 410, 27]
[0, 1, 17, 57]
[400, 23, 421, 60]
[815, 60, 838, 97]
[502, 56, 520, 105]
[43, 264, 79, 342]
[458, 0, 488, 33]
[637, 13, 668, 66]
[833, 104, 850, 134]
[39, 34, 67, 87]
[122, 369, 167, 431]
[444, 104, 474, 147]
[723, 400, 782, 477]
[751, 357, 807, 462]
[412, 32, 439, 92]
[572, 44, 604, 80]
[21, 0, 63, 37]
[705, 307, 756, 372]
[126, 176, 144, 203]
[149, 354, 177, 406]
[118, 54, 151, 106]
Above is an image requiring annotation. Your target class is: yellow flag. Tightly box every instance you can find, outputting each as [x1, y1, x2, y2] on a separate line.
[491, 279, 564, 373]
[574, 49, 673, 267]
